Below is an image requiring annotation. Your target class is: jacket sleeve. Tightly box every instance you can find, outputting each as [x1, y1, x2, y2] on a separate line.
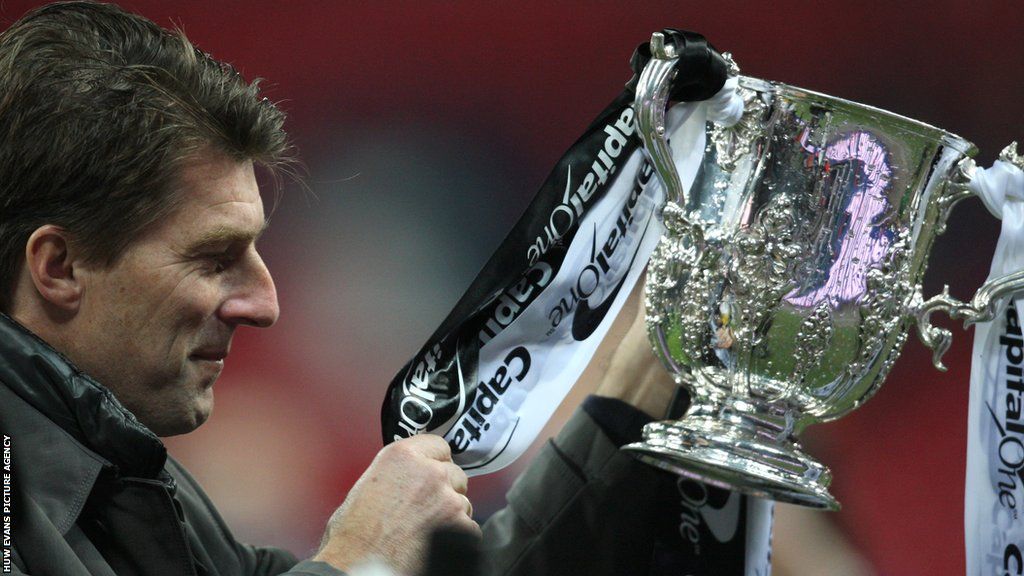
[480, 403, 678, 576]
[166, 457, 346, 576]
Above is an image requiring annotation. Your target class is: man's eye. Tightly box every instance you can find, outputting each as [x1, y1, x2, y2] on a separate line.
[203, 254, 233, 273]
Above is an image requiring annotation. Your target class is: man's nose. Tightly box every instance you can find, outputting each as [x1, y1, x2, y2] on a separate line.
[219, 250, 280, 328]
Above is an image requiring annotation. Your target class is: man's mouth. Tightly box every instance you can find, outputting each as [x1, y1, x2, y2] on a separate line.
[190, 347, 228, 363]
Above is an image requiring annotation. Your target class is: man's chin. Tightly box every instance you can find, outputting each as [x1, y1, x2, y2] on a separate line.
[192, 394, 214, 427]
[187, 389, 215, 430]
[153, 391, 214, 437]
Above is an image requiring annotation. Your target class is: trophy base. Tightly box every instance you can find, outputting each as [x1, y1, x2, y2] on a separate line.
[623, 417, 839, 510]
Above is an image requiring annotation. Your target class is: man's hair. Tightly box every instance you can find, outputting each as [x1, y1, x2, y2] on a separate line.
[0, 1, 292, 310]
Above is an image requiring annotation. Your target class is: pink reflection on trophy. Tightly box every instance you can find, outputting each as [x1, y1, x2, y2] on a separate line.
[786, 130, 894, 308]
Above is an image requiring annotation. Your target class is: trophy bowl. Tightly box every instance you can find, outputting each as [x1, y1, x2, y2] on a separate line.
[622, 36, 1024, 510]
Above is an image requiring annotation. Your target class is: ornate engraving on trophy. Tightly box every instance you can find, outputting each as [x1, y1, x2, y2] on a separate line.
[709, 86, 767, 173]
[839, 233, 914, 411]
[792, 301, 835, 390]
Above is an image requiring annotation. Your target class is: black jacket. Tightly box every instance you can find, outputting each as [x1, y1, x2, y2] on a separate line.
[0, 314, 338, 576]
[0, 311, 695, 575]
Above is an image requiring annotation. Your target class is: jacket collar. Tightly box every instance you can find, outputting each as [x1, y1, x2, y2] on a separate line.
[0, 385, 104, 535]
[0, 313, 168, 531]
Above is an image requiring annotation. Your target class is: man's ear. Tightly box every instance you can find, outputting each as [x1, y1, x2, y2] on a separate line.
[24, 224, 83, 311]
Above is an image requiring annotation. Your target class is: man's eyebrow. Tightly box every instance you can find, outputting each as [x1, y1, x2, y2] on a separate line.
[186, 221, 270, 252]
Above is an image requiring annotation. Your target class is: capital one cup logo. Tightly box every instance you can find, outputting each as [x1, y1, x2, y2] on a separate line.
[677, 478, 742, 552]
[987, 301, 1024, 573]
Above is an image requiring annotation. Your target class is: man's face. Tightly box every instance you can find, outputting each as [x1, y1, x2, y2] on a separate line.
[73, 153, 279, 437]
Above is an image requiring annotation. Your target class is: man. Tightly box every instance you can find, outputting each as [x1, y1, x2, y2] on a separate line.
[0, 3, 684, 575]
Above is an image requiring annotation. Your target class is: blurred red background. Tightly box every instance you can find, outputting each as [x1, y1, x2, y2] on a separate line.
[2, 1, 1021, 573]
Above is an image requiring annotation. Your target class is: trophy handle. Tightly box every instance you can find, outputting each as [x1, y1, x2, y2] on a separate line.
[913, 270, 1024, 370]
[912, 148, 1024, 370]
[635, 32, 704, 248]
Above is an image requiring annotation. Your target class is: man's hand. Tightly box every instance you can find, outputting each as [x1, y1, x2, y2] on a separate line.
[313, 434, 479, 574]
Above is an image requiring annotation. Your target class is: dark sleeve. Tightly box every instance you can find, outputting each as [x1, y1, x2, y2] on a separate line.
[166, 458, 347, 576]
[480, 397, 679, 576]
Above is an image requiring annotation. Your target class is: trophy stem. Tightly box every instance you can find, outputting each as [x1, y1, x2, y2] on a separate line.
[623, 399, 839, 510]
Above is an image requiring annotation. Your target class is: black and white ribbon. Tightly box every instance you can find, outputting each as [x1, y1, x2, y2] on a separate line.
[965, 152, 1024, 574]
[381, 87, 739, 475]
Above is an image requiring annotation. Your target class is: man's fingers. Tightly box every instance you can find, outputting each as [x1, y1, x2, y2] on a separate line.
[447, 505, 481, 537]
[461, 493, 473, 518]
[446, 462, 469, 494]
[461, 515, 482, 537]
[392, 433, 452, 462]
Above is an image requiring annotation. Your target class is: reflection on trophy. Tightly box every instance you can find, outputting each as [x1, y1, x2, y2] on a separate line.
[623, 33, 1024, 510]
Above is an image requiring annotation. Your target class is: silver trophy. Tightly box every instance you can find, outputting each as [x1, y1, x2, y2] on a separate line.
[623, 33, 1024, 509]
